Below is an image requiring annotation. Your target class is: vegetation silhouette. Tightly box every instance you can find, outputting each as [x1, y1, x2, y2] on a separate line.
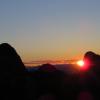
[1, 43, 100, 100]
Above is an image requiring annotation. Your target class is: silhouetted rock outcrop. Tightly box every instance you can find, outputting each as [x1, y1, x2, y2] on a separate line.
[84, 51, 100, 73]
[0, 43, 26, 100]
[80, 51, 100, 100]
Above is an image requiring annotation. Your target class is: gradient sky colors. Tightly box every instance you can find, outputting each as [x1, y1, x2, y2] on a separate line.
[0, 0, 100, 64]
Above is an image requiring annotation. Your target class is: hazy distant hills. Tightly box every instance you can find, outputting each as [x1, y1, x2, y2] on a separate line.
[54, 64, 79, 74]
[26, 64, 79, 74]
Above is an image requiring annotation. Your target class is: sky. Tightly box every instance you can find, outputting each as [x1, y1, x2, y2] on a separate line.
[0, 0, 100, 64]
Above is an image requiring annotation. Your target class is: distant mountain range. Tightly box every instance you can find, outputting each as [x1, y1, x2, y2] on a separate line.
[24, 59, 78, 67]
[26, 64, 79, 74]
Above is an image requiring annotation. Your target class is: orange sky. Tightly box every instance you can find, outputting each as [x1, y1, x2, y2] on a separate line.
[1, 0, 100, 66]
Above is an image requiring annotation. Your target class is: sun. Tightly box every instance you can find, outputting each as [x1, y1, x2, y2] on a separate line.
[77, 60, 84, 67]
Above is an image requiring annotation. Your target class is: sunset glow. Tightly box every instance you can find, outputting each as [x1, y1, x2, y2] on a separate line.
[77, 60, 84, 67]
[0, 0, 100, 64]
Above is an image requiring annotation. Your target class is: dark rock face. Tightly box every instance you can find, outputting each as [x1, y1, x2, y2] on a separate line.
[0, 43, 26, 100]
[0, 43, 25, 73]
[84, 51, 100, 72]
[82, 51, 100, 100]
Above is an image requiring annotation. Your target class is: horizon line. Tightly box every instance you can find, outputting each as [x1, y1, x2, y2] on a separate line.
[24, 59, 80, 67]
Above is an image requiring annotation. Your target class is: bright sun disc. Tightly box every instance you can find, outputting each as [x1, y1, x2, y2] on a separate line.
[77, 60, 84, 67]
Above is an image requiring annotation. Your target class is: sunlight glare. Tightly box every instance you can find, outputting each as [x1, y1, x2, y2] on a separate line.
[77, 60, 84, 67]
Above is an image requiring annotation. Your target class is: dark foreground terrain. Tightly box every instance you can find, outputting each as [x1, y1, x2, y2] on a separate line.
[0, 43, 100, 100]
